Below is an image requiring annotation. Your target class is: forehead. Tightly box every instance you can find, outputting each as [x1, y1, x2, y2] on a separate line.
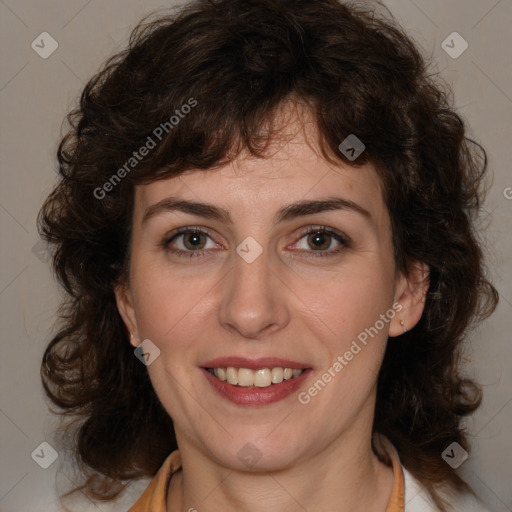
[133, 106, 387, 227]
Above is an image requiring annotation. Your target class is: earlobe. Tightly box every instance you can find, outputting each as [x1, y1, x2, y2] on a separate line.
[114, 282, 139, 347]
[389, 261, 429, 337]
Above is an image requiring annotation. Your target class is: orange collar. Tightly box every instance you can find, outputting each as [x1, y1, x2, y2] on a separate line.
[128, 450, 181, 512]
[376, 434, 405, 512]
[129, 437, 404, 512]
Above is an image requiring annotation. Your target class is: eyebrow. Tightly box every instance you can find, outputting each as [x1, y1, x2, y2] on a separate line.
[141, 196, 372, 226]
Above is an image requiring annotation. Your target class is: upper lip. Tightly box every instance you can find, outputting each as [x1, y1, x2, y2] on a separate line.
[201, 357, 311, 371]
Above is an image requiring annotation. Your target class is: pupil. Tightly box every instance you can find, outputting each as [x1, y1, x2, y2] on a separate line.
[310, 232, 329, 250]
[186, 233, 203, 249]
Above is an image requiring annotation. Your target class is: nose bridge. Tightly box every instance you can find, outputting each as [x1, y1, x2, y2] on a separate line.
[233, 245, 272, 297]
[218, 240, 288, 338]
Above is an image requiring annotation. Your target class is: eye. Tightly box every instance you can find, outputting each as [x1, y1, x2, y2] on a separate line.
[163, 227, 220, 259]
[162, 225, 350, 260]
[291, 226, 350, 258]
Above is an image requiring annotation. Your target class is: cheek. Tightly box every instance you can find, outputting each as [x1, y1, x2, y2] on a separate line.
[132, 266, 209, 418]
[307, 262, 395, 340]
[131, 260, 212, 343]
[306, 264, 396, 402]
[302, 270, 395, 417]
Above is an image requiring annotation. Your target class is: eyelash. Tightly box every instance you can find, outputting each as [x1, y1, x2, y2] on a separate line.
[162, 225, 351, 260]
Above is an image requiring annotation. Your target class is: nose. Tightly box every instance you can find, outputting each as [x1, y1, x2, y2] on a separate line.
[217, 247, 290, 339]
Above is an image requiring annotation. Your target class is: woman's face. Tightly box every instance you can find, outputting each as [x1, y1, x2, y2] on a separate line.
[117, 113, 425, 471]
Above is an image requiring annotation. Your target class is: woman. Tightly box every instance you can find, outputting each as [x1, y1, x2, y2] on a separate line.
[38, 0, 498, 510]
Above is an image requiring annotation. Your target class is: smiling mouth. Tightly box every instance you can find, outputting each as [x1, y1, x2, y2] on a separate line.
[206, 366, 306, 388]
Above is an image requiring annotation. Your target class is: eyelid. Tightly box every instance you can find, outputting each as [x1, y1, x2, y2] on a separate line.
[289, 225, 351, 256]
[294, 225, 350, 245]
[163, 225, 222, 248]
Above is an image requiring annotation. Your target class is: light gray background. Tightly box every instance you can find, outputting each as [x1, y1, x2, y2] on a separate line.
[0, 0, 511, 510]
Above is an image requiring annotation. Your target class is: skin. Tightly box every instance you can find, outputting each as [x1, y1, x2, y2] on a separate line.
[116, 105, 428, 512]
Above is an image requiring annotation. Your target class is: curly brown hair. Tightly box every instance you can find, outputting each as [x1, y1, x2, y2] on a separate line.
[37, 0, 498, 509]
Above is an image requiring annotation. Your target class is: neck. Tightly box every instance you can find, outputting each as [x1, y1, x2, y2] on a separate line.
[168, 423, 394, 512]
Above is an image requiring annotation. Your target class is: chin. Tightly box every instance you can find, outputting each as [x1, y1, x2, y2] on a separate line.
[205, 429, 306, 472]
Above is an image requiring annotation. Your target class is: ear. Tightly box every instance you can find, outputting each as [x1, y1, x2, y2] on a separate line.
[115, 281, 140, 347]
[388, 261, 429, 337]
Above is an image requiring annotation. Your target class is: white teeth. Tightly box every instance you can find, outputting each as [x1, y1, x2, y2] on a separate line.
[211, 366, 305, 388]
[271, 367, 284, 383]
[254, 368, 272, 387]
[238, 368, 254, 387]
[226, 367, 238, 385]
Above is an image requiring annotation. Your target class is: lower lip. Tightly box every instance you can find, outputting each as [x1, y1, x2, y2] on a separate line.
[201, 368, 311, 406]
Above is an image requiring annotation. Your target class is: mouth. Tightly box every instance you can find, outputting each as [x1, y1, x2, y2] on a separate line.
[200, 357, 312, 406]
[205, 366, 305, 388]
